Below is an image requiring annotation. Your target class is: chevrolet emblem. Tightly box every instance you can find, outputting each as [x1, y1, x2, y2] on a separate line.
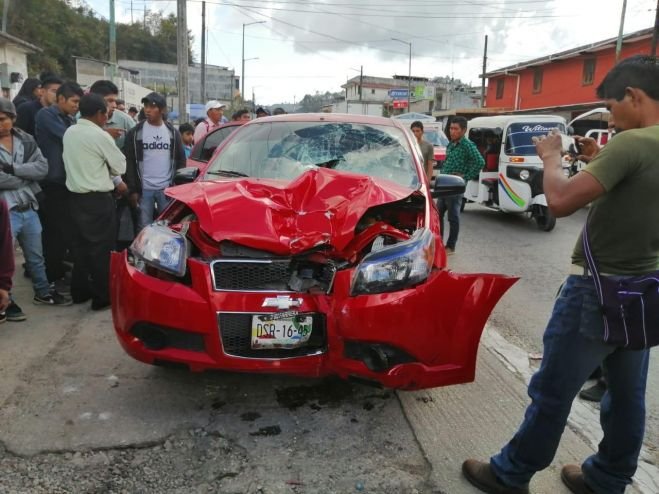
[262, 295, 302, 310]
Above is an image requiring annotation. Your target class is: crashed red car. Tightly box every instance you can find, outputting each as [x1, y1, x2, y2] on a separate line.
[110, 113, 516, 390]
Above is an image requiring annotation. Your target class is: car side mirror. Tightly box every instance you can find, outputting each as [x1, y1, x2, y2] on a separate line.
[430, 174, 466, 198]
[567, 126, 575, 136]
[173, 167, 200, 185]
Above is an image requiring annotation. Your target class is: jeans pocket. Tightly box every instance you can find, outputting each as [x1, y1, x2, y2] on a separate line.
[579, 288, 605, 341]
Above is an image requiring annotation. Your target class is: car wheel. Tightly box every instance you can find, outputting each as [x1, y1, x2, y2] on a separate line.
[460, 197, 467, 212]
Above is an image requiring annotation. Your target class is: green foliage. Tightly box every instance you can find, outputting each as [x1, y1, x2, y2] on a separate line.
[298, 91, 344, 113]
[6, 0, 193, 79]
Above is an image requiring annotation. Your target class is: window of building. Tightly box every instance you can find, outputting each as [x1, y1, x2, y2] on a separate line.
[371, 89, 375, 95]
[583, 59, 596, 85]
[495, 79, 505, 99]
[532, 68, 543, 93]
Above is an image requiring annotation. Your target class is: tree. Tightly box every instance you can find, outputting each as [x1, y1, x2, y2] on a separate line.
[5, 0, 193, 78]
[298, 91, 344, 113]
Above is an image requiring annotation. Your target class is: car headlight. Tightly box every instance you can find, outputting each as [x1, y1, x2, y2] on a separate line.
[130, 224, 189, 277]
[351, 228, 435, 295]
[519, 169, 530, 181]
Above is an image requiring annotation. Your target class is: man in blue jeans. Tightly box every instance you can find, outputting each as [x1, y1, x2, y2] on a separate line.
[462, 56, 659, 494]
[124, 92, 185, 231]
[0, 98, 71, 321]
[439, 116, 483, 255]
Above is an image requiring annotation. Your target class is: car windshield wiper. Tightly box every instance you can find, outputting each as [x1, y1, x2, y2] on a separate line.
[206, 169, 249, 177]
[313, 157, 345, 169]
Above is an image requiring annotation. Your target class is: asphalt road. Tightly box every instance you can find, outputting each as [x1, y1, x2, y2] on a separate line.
[1, 206, 657, 493]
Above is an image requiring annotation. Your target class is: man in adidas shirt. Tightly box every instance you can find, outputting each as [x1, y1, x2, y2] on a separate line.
[124, 92, 186, 230]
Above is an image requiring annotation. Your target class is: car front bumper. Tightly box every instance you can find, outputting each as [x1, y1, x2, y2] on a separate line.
[110, 251, 516, 390]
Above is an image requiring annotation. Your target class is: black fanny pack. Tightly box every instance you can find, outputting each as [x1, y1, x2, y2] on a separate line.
[583, 220, 659, 350]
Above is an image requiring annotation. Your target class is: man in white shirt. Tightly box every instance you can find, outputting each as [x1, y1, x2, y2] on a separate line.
[63, 94, 126, 310]
[193, 100, 228, 142]
[124, 92, 186, 230]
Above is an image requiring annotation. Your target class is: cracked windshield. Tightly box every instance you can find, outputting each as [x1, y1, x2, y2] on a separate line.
[205, 122, 419, 188]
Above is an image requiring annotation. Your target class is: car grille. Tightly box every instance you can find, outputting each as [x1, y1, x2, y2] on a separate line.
[218, 312, 326, 358]
[211, 259, 291, 291]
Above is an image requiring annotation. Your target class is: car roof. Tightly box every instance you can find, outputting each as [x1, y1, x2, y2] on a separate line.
[244, 112, 403, 129]
[468, 114, 566, 129]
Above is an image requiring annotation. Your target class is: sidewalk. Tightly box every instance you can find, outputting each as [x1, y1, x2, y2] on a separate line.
[400, 326, 659, 493]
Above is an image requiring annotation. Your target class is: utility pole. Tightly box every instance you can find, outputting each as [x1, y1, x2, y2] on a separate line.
[481, 34, 488, 108]
[130, 0, 133, 24]
[177, 0, 189, 122]
[359, 65, 363, 101]
[391, 38, 412, 113]
[615, 0, 628, 62]
[651, 0, 658, 58]
[143, 3, 146, 30]
[2, 0, 9, 32]
[109, 0, 117, 81]
[201, 1, 206, 103]
[242, 21, 265, 104]
[407, 44, 411, 112]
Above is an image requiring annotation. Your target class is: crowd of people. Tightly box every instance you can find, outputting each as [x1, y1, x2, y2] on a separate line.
[0, 72, 281, 323]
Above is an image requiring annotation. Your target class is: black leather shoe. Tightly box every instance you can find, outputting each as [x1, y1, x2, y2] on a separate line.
[579, 380, 607, 402]
[462, 459, 530, 494]
[561, 465, 595, 494]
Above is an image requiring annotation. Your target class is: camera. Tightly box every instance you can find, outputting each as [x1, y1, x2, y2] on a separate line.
[568, 139, 582, 157]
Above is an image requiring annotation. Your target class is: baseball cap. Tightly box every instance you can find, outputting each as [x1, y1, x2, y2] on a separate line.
[141, 92, 167, 109]
[205, 100, 226, 113]
[0, 98, 16, 117]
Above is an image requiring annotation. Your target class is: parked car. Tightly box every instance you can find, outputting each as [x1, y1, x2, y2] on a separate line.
[110, 113, 517, 390]
[423, 123, 449, 167]
[186, 121, 244, 174]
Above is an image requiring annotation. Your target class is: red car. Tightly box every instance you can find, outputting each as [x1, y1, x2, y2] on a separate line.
[110, 113, 516, 390]
[186, 121, 244, 174]
[423, 124, 449, 167]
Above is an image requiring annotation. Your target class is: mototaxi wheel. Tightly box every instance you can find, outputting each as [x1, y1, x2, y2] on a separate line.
[534, 205, 556, 232]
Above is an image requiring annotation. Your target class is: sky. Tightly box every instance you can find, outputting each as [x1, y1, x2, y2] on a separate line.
[85, 0, 656, 105]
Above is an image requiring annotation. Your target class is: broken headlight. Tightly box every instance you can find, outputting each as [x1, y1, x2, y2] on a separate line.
[350, 228, 434, 295]
[130, 224, 189, 277]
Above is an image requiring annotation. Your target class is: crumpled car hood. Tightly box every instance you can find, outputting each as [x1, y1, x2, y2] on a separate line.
[166, 168, 420, 255]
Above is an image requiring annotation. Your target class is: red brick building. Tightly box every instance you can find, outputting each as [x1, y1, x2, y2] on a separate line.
[484, 28, 654, 117]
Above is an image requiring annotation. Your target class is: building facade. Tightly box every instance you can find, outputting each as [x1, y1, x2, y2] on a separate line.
[341, 74, 480, 116]
[0, 32, 41, 100]
[484, 28, 653, 118]
[118, 59, 239, 104]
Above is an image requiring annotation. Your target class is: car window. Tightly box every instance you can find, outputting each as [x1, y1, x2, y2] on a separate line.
[504, 122, 566, 156]
[423, 130, 449, 147]
[204, 121, 420, 188]
[193, 126, 238, 162]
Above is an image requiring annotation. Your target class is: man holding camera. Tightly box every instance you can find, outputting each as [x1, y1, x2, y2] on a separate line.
[462, 55, 659, 494]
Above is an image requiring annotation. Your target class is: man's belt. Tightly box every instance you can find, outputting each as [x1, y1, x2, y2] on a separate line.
[10, 203, 33, 212]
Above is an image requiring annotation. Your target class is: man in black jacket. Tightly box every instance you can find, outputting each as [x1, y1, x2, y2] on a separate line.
[15, 76, 62, 136]
[124, 92, 185, 231]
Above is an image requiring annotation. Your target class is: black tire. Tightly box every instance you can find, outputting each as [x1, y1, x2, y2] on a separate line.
[460, 197, 467, 212]
[535, 206, 556, 232]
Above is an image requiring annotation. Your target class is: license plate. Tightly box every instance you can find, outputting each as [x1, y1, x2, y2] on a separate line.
[251, 314, 313, 350]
